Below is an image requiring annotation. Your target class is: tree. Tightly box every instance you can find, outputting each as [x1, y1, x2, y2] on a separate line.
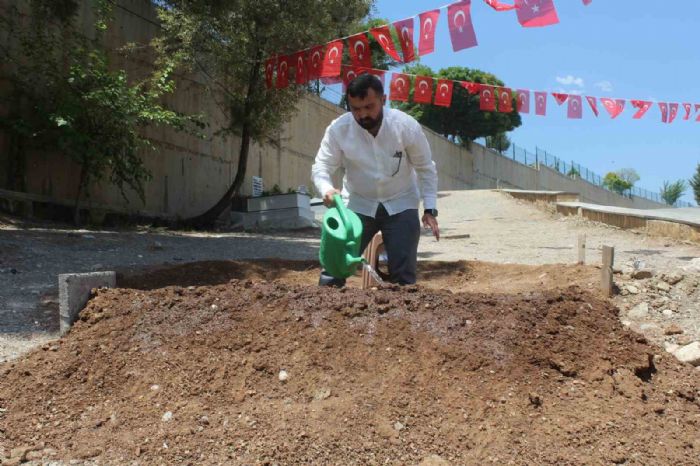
[0, 1, 199, 225]
[603, 172, 633, 195]
[392, 65, 521, 145]
[485, 132, 511, 154]
[689, 163, 700, 205]
[660, 180, 687, 206]
[615, 168, 640, 186]
[155, 0, 374, 227]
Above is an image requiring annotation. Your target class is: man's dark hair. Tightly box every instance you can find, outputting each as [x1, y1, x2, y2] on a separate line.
[346, 73, 384, 100]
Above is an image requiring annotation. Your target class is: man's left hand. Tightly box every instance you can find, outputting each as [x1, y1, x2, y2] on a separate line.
[422, 213, 440, 241]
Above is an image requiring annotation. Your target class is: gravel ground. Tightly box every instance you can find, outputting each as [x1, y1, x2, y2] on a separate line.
[2, 189, 699, 363]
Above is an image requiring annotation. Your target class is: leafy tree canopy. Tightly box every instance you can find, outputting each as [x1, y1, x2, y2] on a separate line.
[391, 65, 522, 145]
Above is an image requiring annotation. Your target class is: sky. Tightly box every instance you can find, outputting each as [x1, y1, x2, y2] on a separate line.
[322, 0, 700, 205]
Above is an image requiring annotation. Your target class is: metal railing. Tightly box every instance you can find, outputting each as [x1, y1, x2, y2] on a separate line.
[501, 144, 693, 208]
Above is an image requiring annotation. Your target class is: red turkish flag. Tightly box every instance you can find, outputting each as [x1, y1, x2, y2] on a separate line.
[393, 18, 415, 63]
[434, 79, 454, 107]
[552, 92, 568, 105]
[370, 26, 401, 62]
[292, 52, 307, 85]
[585, 96, 599, 116]
[413, 76, 434, 104]
[348, 33, 371, 68]
[668, 103, 679, 123]
[460, 81, 480, 95]
[485, 0, 518, 11]
[447, 1, 478, 51]
[389, 73, 410, 102]
[418, 10, 440, 56]
[600, 98, 624, 119]
[695, 104, 700, 122]
[341, 65, 366, 91]
[516, 89, 530, 113]
[683, 103, 692, 120]
[479, 85, 496, 111]
[583, 0, 592, 5]
[658, 103, 669, 123]
[497, 87, 513, 113]
[567, 95, 583, 119]
[631, 100, 652, 119]
[264, 57, 275, 89]
[515, 0, 560, 28]
[320, 40, 343, 78]
[276, 55, 291, 89]
[306, 45, 324, 80]
[535, 91, 547, 116]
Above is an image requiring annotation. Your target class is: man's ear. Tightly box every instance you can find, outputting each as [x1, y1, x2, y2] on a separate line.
[381, 94, 387, 106]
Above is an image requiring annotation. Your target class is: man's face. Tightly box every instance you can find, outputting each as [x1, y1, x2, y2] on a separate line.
[347, 88, 386, 131]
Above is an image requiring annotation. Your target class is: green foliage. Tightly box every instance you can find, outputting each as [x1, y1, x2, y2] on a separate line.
[0, 0, 200, 222]
[155, 0, 373, 144]
[392, 65, 522, 144]
[603, 172, 633, 195]
[660, 180, 687, 206]
[689, 164, 700, 205]
[485, 132, 511, 154]
[615, 168, 640, 186]
[567, 166, 580, 178]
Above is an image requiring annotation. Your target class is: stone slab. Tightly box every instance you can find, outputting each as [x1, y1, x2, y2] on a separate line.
[58, 271, 116, 334]
[247, 193, 311, 212]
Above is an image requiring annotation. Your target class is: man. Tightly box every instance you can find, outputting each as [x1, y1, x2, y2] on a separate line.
[311, 73, 439, 286]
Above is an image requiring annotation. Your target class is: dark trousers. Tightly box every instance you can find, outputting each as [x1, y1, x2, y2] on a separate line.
[319, 204, 420, 286]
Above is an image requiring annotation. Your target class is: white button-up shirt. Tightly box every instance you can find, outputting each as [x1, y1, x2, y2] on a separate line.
[311, 108, 438, 218]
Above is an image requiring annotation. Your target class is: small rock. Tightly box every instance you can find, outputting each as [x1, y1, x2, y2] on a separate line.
[10, 446, 31, 460]
[150, 384, 159, 391]
[626, 285, 640, 295]
[661, 273, 683, 285]
[661, 309, 674, 318]
[627, 302, 649, 319]
[152, 241, 164, 250]
[673, 342, 700, 366]
[313, 388, 331, 401]
[199, 415, 209, 425]
[664, 342, 679, 353]
[393, 421, 405, 431]
[664, 325, 683, 336]
[278, 370, 289, 382]
[677, 335, 694, 346]
[162, 411, 173, 422]
[631, 270, 653, 279]
[655, 282, 671, 292]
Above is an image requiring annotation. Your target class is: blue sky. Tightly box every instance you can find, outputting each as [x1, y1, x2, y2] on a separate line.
[325, 0, 700, 204]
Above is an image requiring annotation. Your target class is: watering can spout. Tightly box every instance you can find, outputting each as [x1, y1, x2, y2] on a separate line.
[319, 194, 364, 279]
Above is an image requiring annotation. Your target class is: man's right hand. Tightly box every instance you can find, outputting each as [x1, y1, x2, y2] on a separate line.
[323, 189, 341, 207]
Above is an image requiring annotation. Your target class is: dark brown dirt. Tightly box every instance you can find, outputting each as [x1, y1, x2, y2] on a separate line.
[1, 261, 699, 465]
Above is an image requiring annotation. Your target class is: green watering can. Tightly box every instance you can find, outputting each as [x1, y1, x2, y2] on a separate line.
[319, 194, 365, 279]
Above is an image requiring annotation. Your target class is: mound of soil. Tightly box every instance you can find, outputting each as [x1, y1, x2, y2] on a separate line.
[1, 267, 699, 464]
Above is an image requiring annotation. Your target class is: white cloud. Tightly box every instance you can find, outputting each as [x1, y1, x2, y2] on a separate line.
[556, 75, 585, 87]
[554, 88, 583, 96]
[595, 80, 614, 92]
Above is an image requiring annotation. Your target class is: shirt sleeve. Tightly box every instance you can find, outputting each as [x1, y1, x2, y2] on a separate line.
[311, 124, 342, 197]
[404, 118, 438, 210]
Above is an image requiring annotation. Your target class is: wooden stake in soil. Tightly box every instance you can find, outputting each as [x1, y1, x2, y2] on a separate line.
[601, 245, 614, 297]
[361, 232, 384, 289]
[577, 234, 586, 265]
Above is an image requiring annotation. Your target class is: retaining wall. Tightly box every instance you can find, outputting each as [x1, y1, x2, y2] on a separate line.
[0, 0, 667, 220]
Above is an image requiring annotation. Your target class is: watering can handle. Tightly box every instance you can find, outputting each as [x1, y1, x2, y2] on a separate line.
[332, 194, 353, 238]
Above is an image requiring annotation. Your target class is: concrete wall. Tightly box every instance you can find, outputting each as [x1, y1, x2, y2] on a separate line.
[0, 0, 666, 220]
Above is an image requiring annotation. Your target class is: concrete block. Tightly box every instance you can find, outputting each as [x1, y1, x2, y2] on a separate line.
[58, 271, 116, 334]
[247, 193, 311, 212]
[231, 207, 318, 231]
